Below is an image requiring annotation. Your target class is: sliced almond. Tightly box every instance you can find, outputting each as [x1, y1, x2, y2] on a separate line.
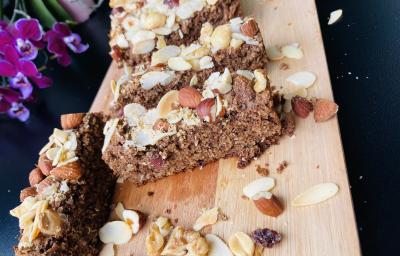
[199, 56, 214, 70]
[99, 243, 115, 256]
[38, 209, 62, 236]
[115, 202, 125, 220]
[122, 209, 144, 234]
[140, 71, 175, 90]
[236, 70, 254, 80]
[243, 177, 275, 199]
[141, 12, 167, 30]
[228, 232, 254, 256]
[99, 221, 132, 245]
[167, 57, 192, 71]
[328, 9, 343, 25]
[266, 45, 285, 60]
[281, 44, 304, 59]
[131, 30, 156, 44]
[292, 183, 339, 207]
[230, 38, 244, 49]
[211, 24, 232, 51]
[193, 207, 219, 231]
[205, 234, 233, 256]
[132, 39, 155, 54]
[157, 90, 180, 118]
[151, 45, 181, 66]
[286, 71, 317, 88]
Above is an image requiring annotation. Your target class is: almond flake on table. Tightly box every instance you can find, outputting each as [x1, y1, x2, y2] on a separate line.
[292, 182, 339, 207]
[328, 9, 343, 25]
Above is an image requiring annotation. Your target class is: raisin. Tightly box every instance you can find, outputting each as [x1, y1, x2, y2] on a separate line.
[251, 228, 282, 248]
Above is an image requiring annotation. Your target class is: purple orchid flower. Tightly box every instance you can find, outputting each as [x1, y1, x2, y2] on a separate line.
[7, 102, 30, 122]
[0, 87, 20, 112]
[0, 18, 44, 60]
[45, 23, 89, 66]
[0, 45, 52, 99]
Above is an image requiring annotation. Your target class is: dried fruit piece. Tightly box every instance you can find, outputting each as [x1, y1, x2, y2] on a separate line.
[50, 161, 83, 181]
[240, 19, 258, 37]
[228, 232, 254, 256]
[122, 209, 146, 234]
[20, 187, 37, 202]
[243, 177, 275, 199]
[60, 113, 85, 130]
[157, 90, 180, 118]
[328, 9, 343, 25]
[292, 183, 339, 207]
[286, 71, 316, 88]
[313, 98, 339, 122]
[38, 154, 53, 176]
[291, 96, 313, 118]
[179, 87, 202, 109]
[266, 46, 284, 61]
[252, 191, 283, 217]
[251, 228, 282, 248]
[99, 243, 115, 256]
[193, 207, 219, 231]
[99, 221, 132, 245]
[281, 44, 304, 59]
[205, 234, 233, 256]
[29, 168, 44, 186]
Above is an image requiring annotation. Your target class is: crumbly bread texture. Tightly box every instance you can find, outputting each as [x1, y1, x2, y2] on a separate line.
[103, 74, 282, 185]
[14, 113, 115, 256]
[109, 0, 242, 67]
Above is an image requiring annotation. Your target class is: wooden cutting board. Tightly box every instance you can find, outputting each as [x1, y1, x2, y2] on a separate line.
[91, 0, 361, 255]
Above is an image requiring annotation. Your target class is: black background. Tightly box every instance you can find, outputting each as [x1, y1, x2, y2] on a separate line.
[1, 1, 399, 255]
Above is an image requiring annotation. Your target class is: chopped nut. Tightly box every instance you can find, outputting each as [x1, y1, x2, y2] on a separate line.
[281, 43, 304, 59]
[168, 57, 192, 71]
[240, 19, 258, 37]
[313, 98, 339, 122]
[205, 234, 233, 256]
[291, 96, 313, 118]
[228, 232, 254, 256]
[243, 177, 275, 199]
[230, 38, 244, 49]
[179, 87, 202, 109]
[196, 98, 216, 122]
[141, 12, 167, 30]
[114, 202, 125, 220]
[29, 168, 44, 186]
[20, 187, 37, 202]
[38, 209, 62, 236]
[211, 24, 232, 51]
[276, 160, 288, 173]
[253, 69, 267, 93]
[99, 221, 132, 245]
[328, 9, 343, 25]
[266, 46, 284, 60]
[286, 71, 316, 88]
[157, 90, 180, 118]
[193, 207, 219, 231]
[162, 226, 209, 256]
[122, 209, 146, 234]
[151, 45, 181, 66]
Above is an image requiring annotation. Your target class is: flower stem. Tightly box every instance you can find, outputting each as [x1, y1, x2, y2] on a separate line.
[0, 0, 3, 20]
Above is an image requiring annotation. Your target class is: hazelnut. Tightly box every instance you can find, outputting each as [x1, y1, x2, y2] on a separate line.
[196, 98, 216, 122]
[178, 87, 202, 109]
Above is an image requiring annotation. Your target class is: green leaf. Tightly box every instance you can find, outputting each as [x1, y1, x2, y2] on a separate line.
[26, 0, 57, 28]
[43, 0, 74, 22]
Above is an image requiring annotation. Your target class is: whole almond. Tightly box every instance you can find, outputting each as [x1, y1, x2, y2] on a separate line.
[196, 98, 216, 122]
[50, 161, 83, 181]
[240, 19, 259, 37]
[252, 191, 283, 217]
[36, 177, 57, 194]
[179, 87, 202, 108]
[20, 187, 37, 202]
[38, 154, 53, 176]
[60, 113, 85, 130]
[313, 98, 339, 122]
[29, 168, 45, 186]
[291, 96, 313, 118]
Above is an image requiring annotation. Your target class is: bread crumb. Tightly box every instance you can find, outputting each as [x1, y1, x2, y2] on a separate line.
[256, 165, 270, 176]
[276, 161, 288, 174]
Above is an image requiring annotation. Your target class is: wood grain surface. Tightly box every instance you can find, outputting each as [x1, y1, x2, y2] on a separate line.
[90, 0, 361, 255]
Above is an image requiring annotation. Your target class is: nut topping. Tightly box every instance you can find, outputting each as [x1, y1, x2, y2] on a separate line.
[29, 168, 44, 186]
[205, 234, 233, 256]
[193, 207, 219, 231]
[313, 98, 339, 122]
[292, 183, 339, 207]
[50, 161, 83, 181]
[243, 177, 275, 199]
[252, 191, 283, 217]
[122, 209, 146, 234]
[228, 232, 254, 256]
[157, 90, 180, 118]
[20, 187, 37, 202]
[38, 154, 53, 176]
[60, 113, 85, 130]
[240, 19, 258, 37]
[141, 12, 167, 30]
[179, 87, 202, 109]
[196, 98, 215, 122]
[211, 24, 232, 51]
[291, 96, 313, 118]
[99, 221, 132, 245]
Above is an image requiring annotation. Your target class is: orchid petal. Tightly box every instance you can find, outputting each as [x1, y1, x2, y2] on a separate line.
[19, 60, 38, 76]
[16, 39, 38, 60]
[3, 45, 20, 66]
[63, 34, 89, 53]
[7, 102, 30, 122]
[31, 73, 53, 88]
[53, 23, 71, 37]
[46, 34, 67, 55]
[10, 73, 33, 99]
[57, 53, 72, 67]
[15, 18, 42, 41]
[0, 31, 14, 52]
[0, 60, 17, 76]
[0, 100, 10, 112]
[0, 88, 20, 103]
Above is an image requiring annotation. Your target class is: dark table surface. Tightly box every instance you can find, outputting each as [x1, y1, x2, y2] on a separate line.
[1, 1, 399, 255]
